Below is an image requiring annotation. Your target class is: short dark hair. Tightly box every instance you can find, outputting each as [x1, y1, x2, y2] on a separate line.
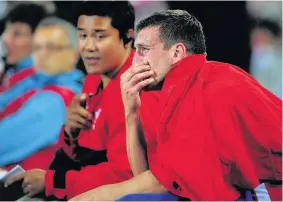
[6, 3, 47, 33]
[254, 19, 281, 37]
[136, 10, 206, 54]
[78, 0, 135, 44]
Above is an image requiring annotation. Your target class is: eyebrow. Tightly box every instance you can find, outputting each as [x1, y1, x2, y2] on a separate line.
[135, 43, 150, 48]
[77, 27, 107, 32]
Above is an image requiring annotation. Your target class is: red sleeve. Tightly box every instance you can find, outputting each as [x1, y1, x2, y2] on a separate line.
[66, 126, 132, 199]
[204, 81, 282, 185]
[149, 79, 281, 201]
[44, 128, 80, 199]
[148, 86, 240, 201]
[149, 127, 239, 200]
[45, 170, 66, 199]
[45, 126, 132, 200]
[60, 128, 79, 161]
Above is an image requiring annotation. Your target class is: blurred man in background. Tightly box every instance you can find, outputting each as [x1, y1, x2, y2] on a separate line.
[250, 20, 282, 99]
[0, 3, 47, 84]
[0, 17, 83, 171]
[246, 1, 282, 99]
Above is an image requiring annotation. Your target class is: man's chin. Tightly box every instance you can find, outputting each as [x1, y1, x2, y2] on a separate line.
[142, 85, 154, 91]
[142, 79, 164, 91]
[86, 68, 101, 75]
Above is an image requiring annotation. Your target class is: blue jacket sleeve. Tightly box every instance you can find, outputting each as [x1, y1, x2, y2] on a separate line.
[0, 91, 66, 166]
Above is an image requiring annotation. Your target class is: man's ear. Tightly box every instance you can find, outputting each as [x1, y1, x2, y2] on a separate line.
[123, 29, 135, 46]
[171, 43, 187, 63]
[128, 29, 134, 39]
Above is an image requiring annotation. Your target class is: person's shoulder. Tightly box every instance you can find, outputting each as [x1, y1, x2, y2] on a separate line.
[201, 60, 249, 83]
[200, 61, 257, 103]
[82, 74, 101, 94]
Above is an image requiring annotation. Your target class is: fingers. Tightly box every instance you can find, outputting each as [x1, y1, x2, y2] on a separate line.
[65, 94, 93, 133]
[69, 96, 91, 120]
[4, 173, 25, 187]
[127, 78, 155, 95]
[23, 184, 30, 194]
[66, 108, 92, 129]
[76, 106, 92, 120]
[80, 93, 87, 101]
[23, 185, 37, 198]
[27, 189, 37, 198]
[122, 63, 151, 82]
[121, 63, 155, 96]
[129, 70, 155, 86]
[68, 112, 91, 126]
[72, 94, 87, 105]
[66, 119, 88, 130]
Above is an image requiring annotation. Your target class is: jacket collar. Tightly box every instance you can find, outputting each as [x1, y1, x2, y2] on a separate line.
[162, 54, 207, 92]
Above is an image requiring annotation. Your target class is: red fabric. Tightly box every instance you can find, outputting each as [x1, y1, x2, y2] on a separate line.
[4, 85, 75, 171]
[59, 74, 102, 160]
[265, 182, 282, 201]
[45, 170, 66, 199]
[82, 74, 101, 94]
[43, 86, 75, 106]
[45, 51, 135, 199]
[140, 54, 282, 201]
[0, 67, 34, 93]
[0, 90, 37, 121]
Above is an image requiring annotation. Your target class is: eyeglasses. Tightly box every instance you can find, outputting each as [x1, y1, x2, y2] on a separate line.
[3, 29, 31, 40]
[32, 44, 71, 53]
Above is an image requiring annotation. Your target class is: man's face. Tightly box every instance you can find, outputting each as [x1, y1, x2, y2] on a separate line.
[133, 27, 173, 87]
[32, 25, 77, 75]
[2, 22, 33, 65]
[77, 15, 128, 75]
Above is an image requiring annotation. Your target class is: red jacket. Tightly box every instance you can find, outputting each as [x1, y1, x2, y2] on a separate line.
[0, 67, 34, 93]
[141, 54, 282, 201]
[45, 51, 135, 199]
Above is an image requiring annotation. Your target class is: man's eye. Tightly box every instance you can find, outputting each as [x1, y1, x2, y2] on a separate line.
[95, 35, 106, 39]
[79, 34, 87, 39]
[14, 31, 25, 38]
[139, 47, 149, 53]
[141, 47, 149, 51]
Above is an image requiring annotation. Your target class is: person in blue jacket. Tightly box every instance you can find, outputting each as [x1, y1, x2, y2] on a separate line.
[0, 17, 84, 169]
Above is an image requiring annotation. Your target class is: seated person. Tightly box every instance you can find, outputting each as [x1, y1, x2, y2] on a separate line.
[71, 9, 282, 201]
[0, 3, 46, 85]
[0, 17, 84, 170]
[4, 1, 136, 200]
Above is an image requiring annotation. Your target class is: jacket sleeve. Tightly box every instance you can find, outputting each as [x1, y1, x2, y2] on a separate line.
[148, 79, 282, 201]
[0, 91, 66, 167]
[148, 88, 242, 201]
[45, 120, 132, 199]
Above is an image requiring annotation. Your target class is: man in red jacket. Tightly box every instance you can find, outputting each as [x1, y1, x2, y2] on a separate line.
[71, 10, 282, 201]
[5, 1, 136, 200]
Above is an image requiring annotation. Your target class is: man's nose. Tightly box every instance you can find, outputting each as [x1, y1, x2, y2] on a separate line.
[132, 52, 144, 65]
[85, 37, 98, 52]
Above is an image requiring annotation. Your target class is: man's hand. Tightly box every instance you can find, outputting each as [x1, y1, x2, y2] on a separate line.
[120, 61, 155, 115]
[65, 94, 92, 136]
[4, 169, 46, 198]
